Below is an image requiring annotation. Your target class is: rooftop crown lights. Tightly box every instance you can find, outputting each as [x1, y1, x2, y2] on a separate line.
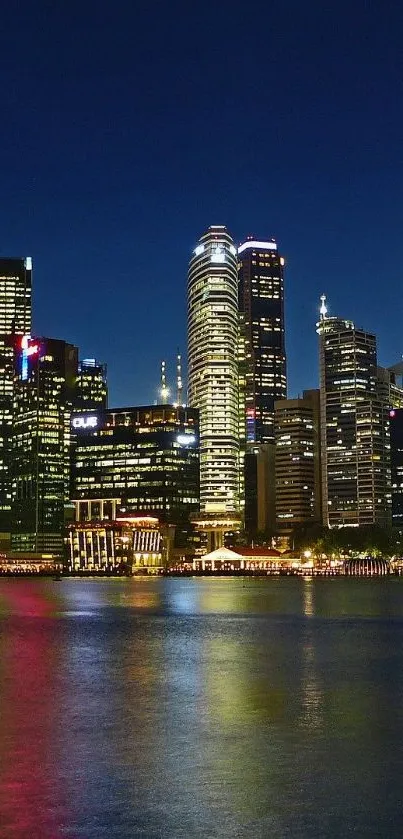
[238, 240, 277, 254]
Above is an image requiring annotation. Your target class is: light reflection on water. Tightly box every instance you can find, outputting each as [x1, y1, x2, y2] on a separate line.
[0, 577, 403, 837]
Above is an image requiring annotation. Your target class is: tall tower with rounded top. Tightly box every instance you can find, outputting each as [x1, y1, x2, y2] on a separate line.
[187, 225, 240, 518]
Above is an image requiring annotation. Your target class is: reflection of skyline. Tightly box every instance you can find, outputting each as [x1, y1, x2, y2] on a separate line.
[1, 578, 403, 837]
[0, 582, 68, 837]
[300, 579, 323, 732]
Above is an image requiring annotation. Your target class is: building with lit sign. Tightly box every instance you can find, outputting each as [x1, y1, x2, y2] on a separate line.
[238, 237, 287, 536]
[74, 358, 108, 412]
[187, 226, 241, 547]
[0, 257, 32, 542]
[70, 404, 199, 552]
[11, 336, 78, 555]
[274, 390, 322, 536]
[317, 297, 402, 529]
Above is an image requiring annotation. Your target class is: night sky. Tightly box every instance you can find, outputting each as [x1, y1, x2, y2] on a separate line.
[1, 1, 402, 406]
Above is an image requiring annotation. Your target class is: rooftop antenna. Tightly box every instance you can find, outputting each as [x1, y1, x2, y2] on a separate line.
[176, 351, 183, 406]
[160, 360, 169, 404]
[319, 294, 328, 320]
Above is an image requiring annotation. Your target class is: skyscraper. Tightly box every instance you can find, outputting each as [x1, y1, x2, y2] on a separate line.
[187, 225, 240, 517]
[274, 390, 322, 535]
[390, 408, 403, 530]
[238, 237, 286, 445]
[74, 358, 108, 412]
[12, 336, 78, 554]
[0, 257, 32, 540]
[238, 237, 286, 536]
[69, 404, 199, 568]
[317, 298, 396, 529]
[70, 404, 199, 527]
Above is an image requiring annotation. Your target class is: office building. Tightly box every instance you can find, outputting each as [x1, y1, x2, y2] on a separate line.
[0, 257, 32, 540]
[274, 390, 322, 536]
[238, 237, 286, 536]
[390, 408, 403, 529]
[244, 443, 276, 537]
[12, 336, 78, 554]
[238, 236, 287, 444]
[317, 297, 394, 529]
[187, 226, 240, 528]
[74, 358, 108, 412]
[70, 404, 199, 549]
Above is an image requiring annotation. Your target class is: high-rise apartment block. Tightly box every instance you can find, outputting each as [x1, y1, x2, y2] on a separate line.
[12, 336, 78, 554]
[187, 226, 240, 516]
[0, 257, 32, 539]
[274, 390, 322, 535]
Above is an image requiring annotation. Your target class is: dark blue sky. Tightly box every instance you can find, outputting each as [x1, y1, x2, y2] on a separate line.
[1, 1, 402, 405]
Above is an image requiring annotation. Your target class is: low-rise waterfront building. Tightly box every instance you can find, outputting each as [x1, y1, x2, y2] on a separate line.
[67, 514, 167, 573]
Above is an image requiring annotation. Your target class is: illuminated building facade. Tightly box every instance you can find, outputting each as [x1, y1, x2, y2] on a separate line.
[390, 408, 403, 529]
[74, 358, 108, 412]
[238, 238, 286, 536]
[70, 405, 199, 547]
[12, 336, 78, 554]
[274, 390, 322, 535]
[0, 257, 32, 538]
[187, 226, 240, 520]
[238, 237, 287, 444]
[317, 298, 396, 528]
[67, 515, 163, 573]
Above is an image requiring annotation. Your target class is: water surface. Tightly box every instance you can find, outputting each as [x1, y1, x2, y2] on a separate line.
[0, 576, 402, 838]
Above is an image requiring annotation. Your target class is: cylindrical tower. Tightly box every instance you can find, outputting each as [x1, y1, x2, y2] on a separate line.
[187, 225, 240, 515]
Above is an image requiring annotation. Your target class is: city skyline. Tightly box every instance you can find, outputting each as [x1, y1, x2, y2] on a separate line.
[1, 3, 403, 406]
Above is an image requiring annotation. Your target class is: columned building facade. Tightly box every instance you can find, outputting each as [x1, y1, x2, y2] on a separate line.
[188, 226, 240, 519]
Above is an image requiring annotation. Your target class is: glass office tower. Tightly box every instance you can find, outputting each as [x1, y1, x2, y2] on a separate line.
[317, 301, 393, 528]
[71, 404, 199, 544]
[238, 237, 286, 535]
[74, 358, 108, 411]
[12, 336, 78, 554]
[0, 257, 32, 539]
[238, 237, 287, 444]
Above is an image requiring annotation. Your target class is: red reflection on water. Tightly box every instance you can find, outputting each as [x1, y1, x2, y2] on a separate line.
[0, 582, 72, 838]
